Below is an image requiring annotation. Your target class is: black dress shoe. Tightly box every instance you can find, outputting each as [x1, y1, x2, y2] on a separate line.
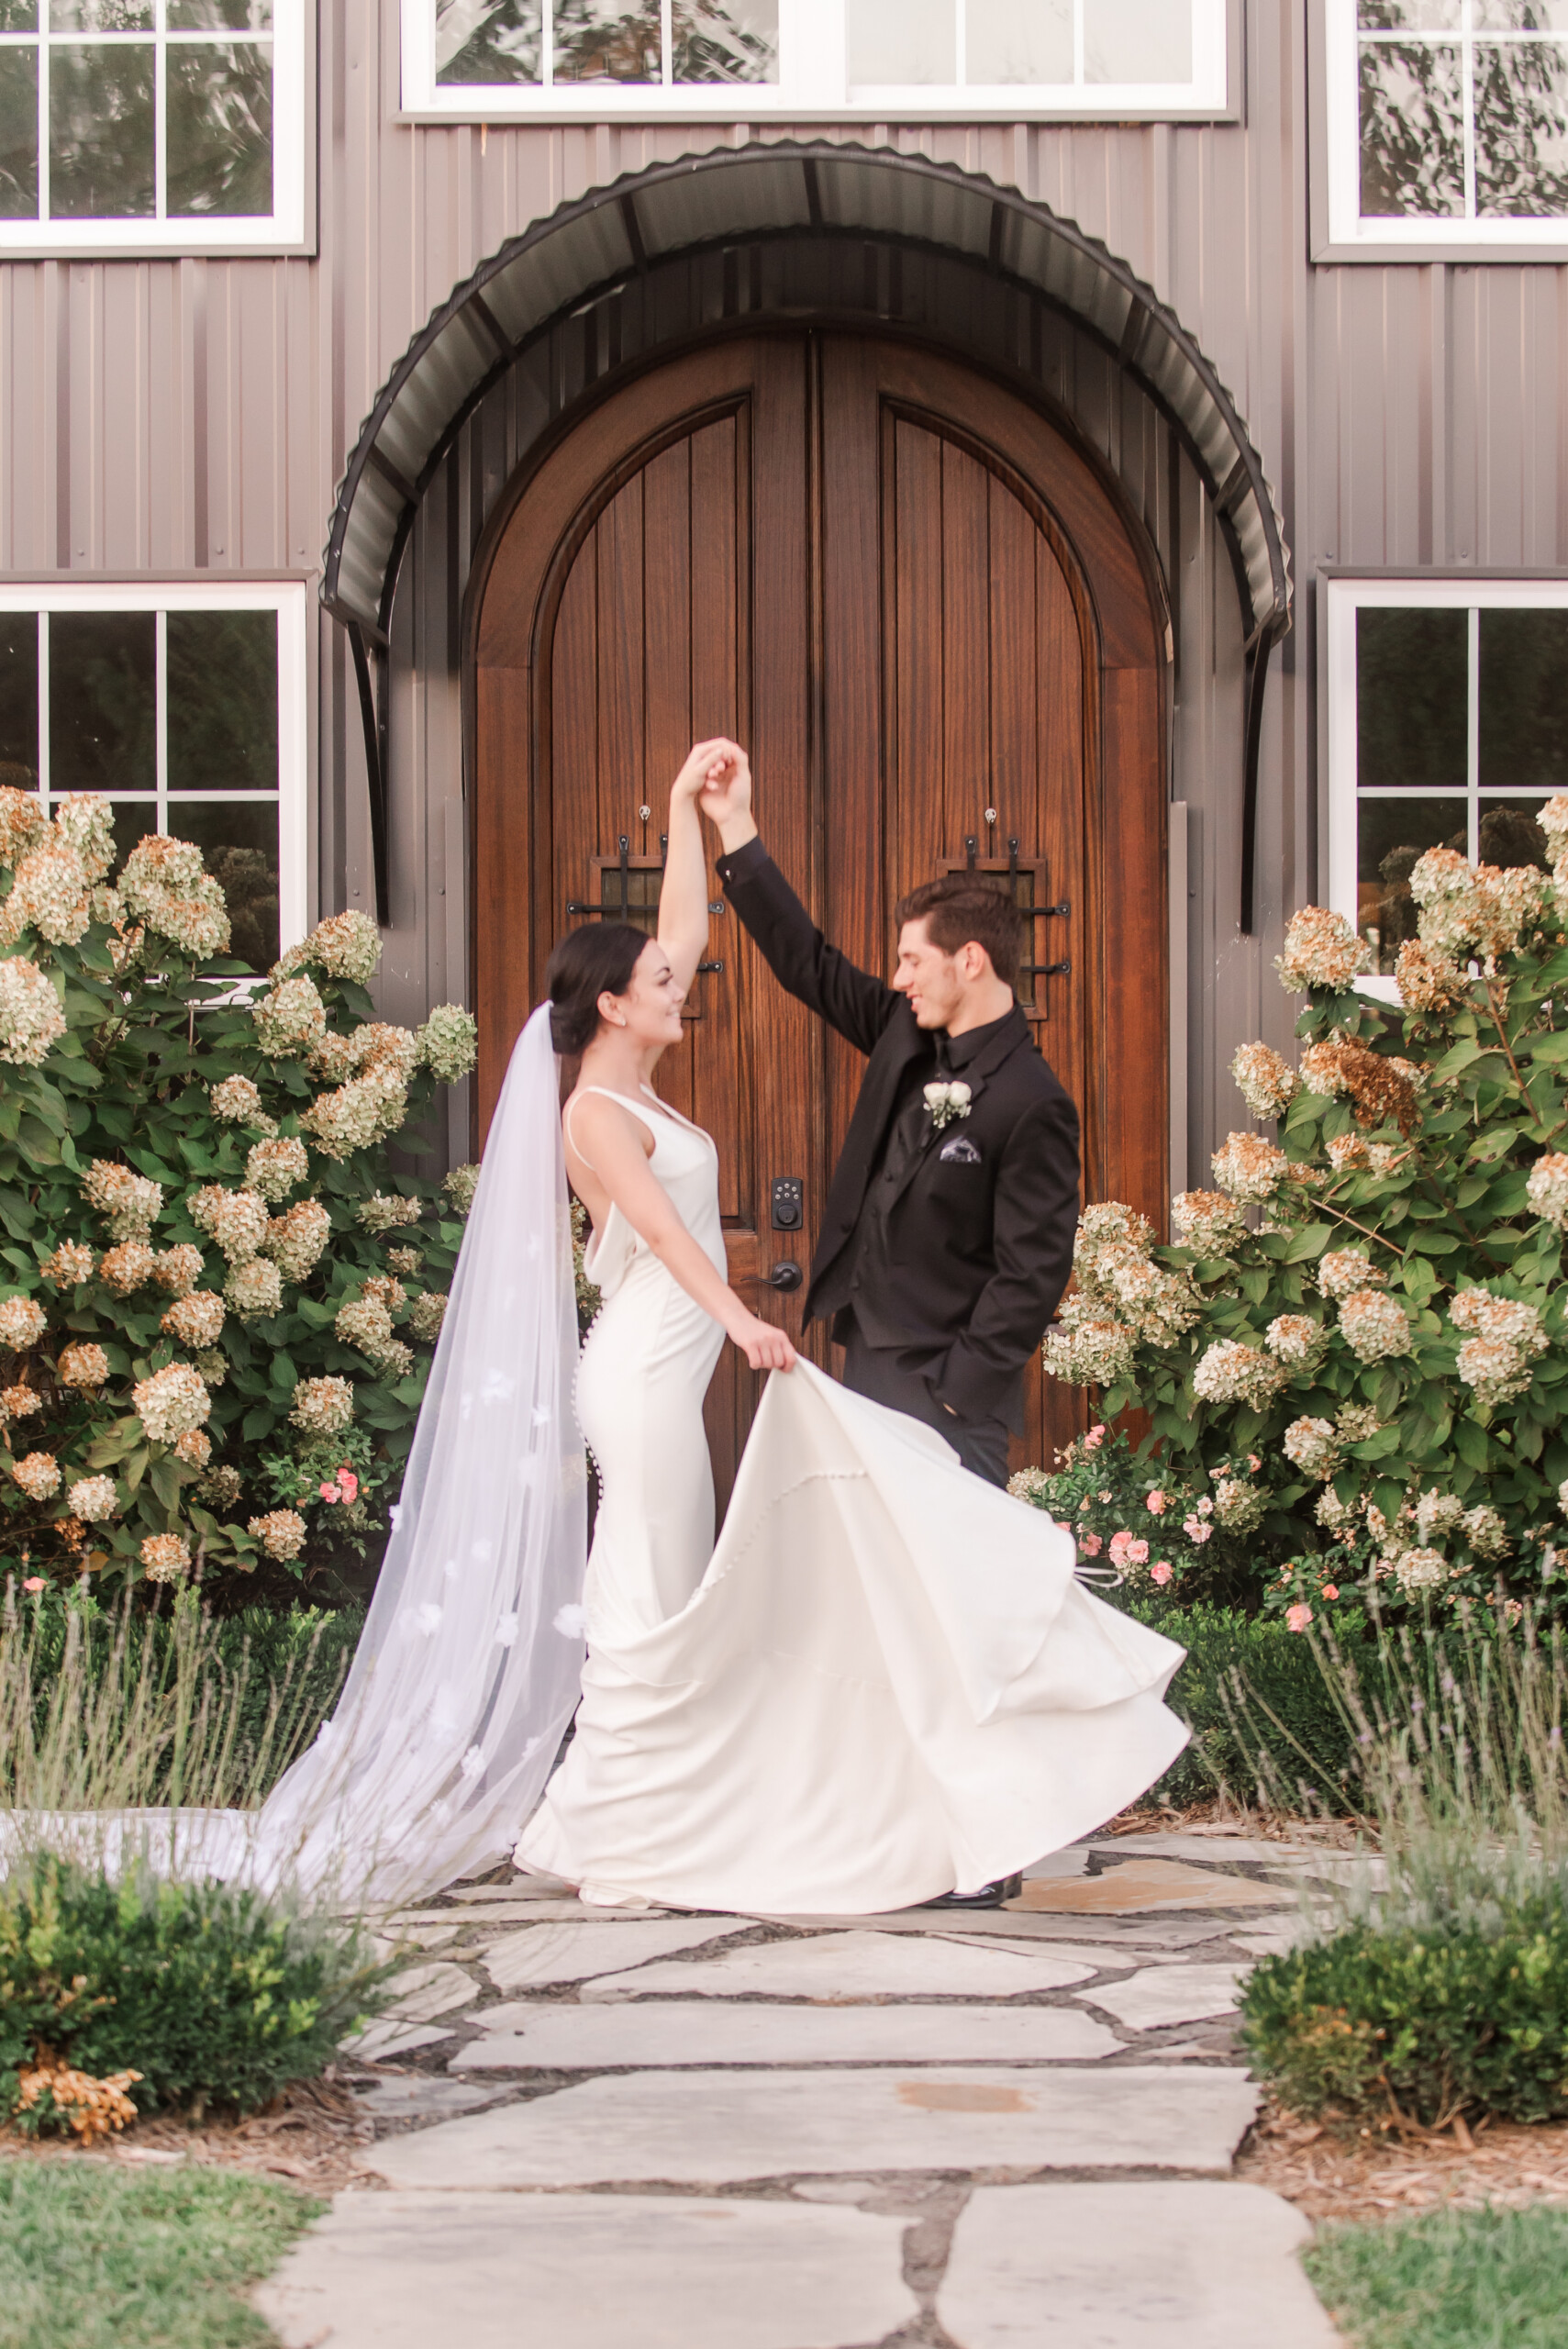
[923, 1873, 1023, 1910]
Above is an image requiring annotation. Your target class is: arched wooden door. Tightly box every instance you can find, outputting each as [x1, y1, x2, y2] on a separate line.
[471, 331, 1166, 1504]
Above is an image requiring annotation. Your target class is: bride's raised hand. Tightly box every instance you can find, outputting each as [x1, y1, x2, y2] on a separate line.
[731, 1308, 797, 1374]
[671, 737, 741, 805]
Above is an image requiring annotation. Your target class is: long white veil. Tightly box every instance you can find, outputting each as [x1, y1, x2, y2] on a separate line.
[253, 1005, 588, 1904]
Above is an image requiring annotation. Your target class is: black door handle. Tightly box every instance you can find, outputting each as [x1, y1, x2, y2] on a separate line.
[767, 1262, 805, 1294]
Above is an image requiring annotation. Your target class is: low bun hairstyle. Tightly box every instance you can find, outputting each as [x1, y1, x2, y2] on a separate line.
[545, 922, 650, 1056]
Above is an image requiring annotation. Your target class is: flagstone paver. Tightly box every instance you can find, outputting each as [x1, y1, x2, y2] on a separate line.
[581, 1927, 1096, 2004]
[1084, 1963, 1251, 2032]
[256, 2190, 917, 2349]
[479, 1916, 741, 1990]
[308, 1840, 1342, 2347]
[450, 1998, 1121, 2069]
[365, 2065, 1261, 2189]
[1013, 1857, 1293, 1914]
[939, 2181, 1341, 2346]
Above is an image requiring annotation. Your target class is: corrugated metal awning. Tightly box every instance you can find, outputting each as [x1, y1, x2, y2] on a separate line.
[324, 141, 1292, 929]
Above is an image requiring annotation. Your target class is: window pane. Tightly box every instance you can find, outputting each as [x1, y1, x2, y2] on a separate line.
[1358, 798, 1467, 974]
[1478, 608, 1568, 790]
[1478, 796, 1551, 865]
[166, 43, 271, 216]
[50, 0, 150, 25]
[1474, 40, 1568, 216]
[168, 0, 271, 25]
[967, 0, 1071, 83]
[1359, 2, 1460, 24]
[0, 0, 38, 29]
[166, 610, 277, 792]
[0, 614, 38, 792]
[167, 798, 278, 970]
[106, 800, 157, 867]
[846, 0, 954, 83]
[551, 0, 661, 82]
[1084, 0, 1191, 83]
[1357, 607, 1469, 791]
[437, 0, 541, 82]
[1359, 40, 1465, 216]
[1476, 3, 1568, 27]
[50, 612, 155, 793]
[672, 0, 776, 83]
[49, 43, 154, 217]
[0, 49, 38, 219]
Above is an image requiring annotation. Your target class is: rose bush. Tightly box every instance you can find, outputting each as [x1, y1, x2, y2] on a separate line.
[1031, 805, 1568, 1627]
[0, 789, 477, 1602]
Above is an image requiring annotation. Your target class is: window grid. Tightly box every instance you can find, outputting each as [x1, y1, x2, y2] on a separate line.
[404, 0, 1230, 118]
[1329, 0, 1568, 246]
[0, 584, 307, 962]
[0, 0, 304, 251]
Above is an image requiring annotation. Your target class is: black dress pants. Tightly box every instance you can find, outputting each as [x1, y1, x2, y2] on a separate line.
[839, 1318, 1011, 1488]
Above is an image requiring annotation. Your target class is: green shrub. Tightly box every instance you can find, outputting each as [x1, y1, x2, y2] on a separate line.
[0, 1853, 388, 2121]
[1040, 827, 1568, 1623]
[0, 789, 478, 1604]
[1134, 1601, 1361, 1811]
[1240, 1896, 1568, 2128]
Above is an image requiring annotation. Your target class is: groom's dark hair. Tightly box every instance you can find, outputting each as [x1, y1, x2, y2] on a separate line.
[895, 875, 1028, 989]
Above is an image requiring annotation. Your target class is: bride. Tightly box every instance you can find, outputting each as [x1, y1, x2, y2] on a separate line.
[260, 746, 1186, 1911]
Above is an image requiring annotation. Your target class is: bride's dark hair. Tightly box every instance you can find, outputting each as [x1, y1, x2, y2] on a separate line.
[545, 922, 651, 1055]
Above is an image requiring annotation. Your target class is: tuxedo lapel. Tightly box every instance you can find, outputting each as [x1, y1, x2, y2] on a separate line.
[883, 1012, 1029, 1212]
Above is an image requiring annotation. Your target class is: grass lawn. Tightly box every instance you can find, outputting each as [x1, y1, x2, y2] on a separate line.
[1305, 2204, 1568, 2348]
[0, 2159, 321, 2349]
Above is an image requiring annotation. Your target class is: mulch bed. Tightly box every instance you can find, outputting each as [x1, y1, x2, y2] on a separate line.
[0, 2072, 384, 2194]
[1240, 2102, 1568, 2223]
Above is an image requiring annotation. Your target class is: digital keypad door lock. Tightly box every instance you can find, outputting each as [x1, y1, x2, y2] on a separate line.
[771, 1177, 804, 1231]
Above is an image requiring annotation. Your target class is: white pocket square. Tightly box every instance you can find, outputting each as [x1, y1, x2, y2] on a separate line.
[939, 1135, 983, 1164]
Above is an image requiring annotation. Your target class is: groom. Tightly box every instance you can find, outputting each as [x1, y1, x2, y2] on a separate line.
[701, 759, 1081, 1494]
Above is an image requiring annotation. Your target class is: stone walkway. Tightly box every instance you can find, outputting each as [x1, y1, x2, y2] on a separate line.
[257, 1831, 1348, 2347]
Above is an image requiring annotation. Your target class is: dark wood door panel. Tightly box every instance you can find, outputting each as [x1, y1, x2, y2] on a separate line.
[472, 327, 1165, 1498]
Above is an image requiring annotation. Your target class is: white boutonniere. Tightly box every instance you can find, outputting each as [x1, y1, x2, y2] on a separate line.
[924, 1080, 973, 1131]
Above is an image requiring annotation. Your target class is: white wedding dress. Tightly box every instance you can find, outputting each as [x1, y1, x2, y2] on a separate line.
[515, 1083, 1189, 1913]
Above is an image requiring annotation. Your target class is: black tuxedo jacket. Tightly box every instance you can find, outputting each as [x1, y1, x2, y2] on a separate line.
[717, 840, 1082, 1430]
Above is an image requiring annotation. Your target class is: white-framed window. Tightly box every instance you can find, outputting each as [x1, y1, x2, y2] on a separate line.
[400, 0, 1229, 122]
[0, 0, 308, 255]
[0, 581, 307, 970]
[1326, 0, 1568, 251]
[1326, 576, 1568, 996]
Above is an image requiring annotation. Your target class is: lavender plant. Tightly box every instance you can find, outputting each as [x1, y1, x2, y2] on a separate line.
[0, 790, 477, 1602]
[1036, 804, 1568, 1629]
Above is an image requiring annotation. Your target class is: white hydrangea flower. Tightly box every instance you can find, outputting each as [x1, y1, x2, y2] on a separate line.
[261, 1198, 331, 1283]
[1318, 1249, 1382, 1300]
[248, 1508, 306, 1562]
[442, 1164, 480, 1218]
[50, 795, 115, 885]
[152, 1244, 206, 1297]
[417, 1003, 479, 1084]
[1212, 1474, 1264, 1533]
[1338, 1289, 1413, 1364]
[1170, 1191, 1247, 1255]
[225, 1257, 284, 1320]
[99, 1241, 158, 1296]
[1042, 1300, 1139, 1389]
[1283, 1416, 1340, 1479]
[11, 1450, 61, 1500]
[119, 835, 230, 958]
[1460, 1504, 1511, 1562]
[1231, 1041, 1298, 1120]
[83, 1159, 163, 1241]
[1211, 1132, 1290, 1202]
[0, 1296, 47, 1351]
[1327, 1132, 1370, 1173]
[40, 1241, 94, 1289]
[132, 1362, 211, 1443]
[407, 1292, 447, 1343]
[1527, 1152, 1568, 1229]
[1393, 1546, 1449, 1595]
[1267, 1314, 1328, 1369]
[161, 1290, 226, 1349]
[1192, 1340, 1285, 1409]
[0, 956, 64, 1066]
[1276, 906, 1370, 995]
[190, 1184, 270, 1264]
[209, 1074, 274, 1130]
[67, 1474, 118, 1523]
[290, 1375, 355, 1435]
[358, 1192, 423, 1234]
[0, 785, 49, 868]
[140, 1532, 192, 1584]
[303, 1067, 408, 1162]
[251, 973, 328, 1059]
[56, 1342, 108, 1389]
[1414, 1489, 1464, 1544]
[273, 909, 382, 985]
[0, 840, 90, 950]
[245, 1135, 310, 1203]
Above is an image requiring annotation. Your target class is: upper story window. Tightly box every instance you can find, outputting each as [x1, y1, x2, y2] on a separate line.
[0, 0, 308, 254]
[0, 583, 307, 970]
[1325, 577, 1568, 998]
[400, 0, 1230, 120]
[1326, 0, 1568, 251]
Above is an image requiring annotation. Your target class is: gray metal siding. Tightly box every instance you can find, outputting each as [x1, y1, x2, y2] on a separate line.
[0, 1, 1562, 1183]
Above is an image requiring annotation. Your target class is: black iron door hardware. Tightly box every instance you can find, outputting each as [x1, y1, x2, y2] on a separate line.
[771, 1176, 804, 1230]
[567, 835, 724, 974]
[767, 1261, 805, 1293]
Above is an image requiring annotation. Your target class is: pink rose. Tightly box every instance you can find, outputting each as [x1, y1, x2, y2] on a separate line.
[1084, 1425, 1106, 1451]
[1286, 1602, 1314, 1634]
[1321, 1584, 1340, 1601]
[1150, 1560, 1173, 1586]
[1146, 1490, 1167, 1515]
[338, 1469, 359, 1502]
[20, 1575, 44, 1593]
[1079, 1533, 1103, 1558]
[1248, 1453, 1262, 1473]
[1183, 1515, 1213, 1545]
[319, 1481, 340, 1503]
[1108, 1529, 1134, 1564]
[1127, 1538, 1150, 1565]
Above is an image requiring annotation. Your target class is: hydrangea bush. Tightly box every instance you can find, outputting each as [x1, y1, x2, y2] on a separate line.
[1032, 805, 1568, 1629]
[0, 790, 478, 1601]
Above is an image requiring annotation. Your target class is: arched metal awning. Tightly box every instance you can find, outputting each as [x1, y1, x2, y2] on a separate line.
[324, 140, 1291, 930]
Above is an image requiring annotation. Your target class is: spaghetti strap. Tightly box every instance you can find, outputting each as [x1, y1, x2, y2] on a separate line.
[565, 1085, 672, 1172]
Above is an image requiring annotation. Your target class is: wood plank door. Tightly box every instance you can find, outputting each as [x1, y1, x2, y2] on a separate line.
[470, 329, 1166, 1502]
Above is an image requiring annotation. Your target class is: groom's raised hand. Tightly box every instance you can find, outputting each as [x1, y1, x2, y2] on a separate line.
[697, 743, 759, 853]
